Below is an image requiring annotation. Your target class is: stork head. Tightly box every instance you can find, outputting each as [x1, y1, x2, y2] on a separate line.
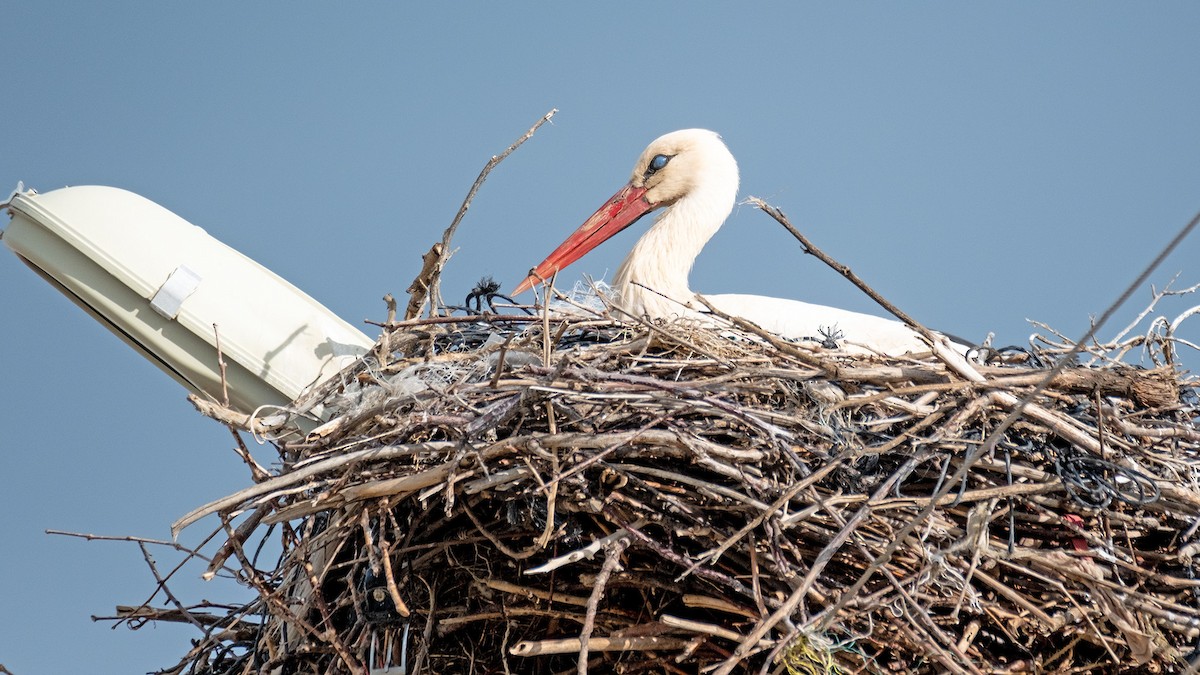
[513, 129, 739, 295]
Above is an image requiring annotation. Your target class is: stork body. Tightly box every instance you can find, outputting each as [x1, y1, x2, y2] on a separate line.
[515, 129, 952, 356]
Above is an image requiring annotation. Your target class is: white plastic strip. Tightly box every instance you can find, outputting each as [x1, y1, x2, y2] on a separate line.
[150, 265, 202, 319]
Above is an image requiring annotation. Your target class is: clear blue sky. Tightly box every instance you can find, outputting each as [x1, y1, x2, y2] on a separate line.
[3, 5, 1199, 673]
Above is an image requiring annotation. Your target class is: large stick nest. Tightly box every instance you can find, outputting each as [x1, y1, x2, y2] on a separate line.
[150, 291, 1200, 675]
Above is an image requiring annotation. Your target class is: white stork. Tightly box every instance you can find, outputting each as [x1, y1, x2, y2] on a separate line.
[514, 129, 959, 356]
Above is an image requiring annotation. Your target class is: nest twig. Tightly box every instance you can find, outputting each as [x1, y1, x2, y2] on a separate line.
[405, 108, 557, 320]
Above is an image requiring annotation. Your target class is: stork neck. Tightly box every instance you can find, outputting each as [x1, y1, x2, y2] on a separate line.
[613, 189, 732, 318]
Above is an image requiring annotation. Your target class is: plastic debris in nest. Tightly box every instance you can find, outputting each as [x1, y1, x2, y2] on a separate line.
[546, 278, 617, 316]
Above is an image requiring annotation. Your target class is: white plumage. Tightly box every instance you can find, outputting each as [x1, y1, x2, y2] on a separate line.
[516, 129, 955, 356]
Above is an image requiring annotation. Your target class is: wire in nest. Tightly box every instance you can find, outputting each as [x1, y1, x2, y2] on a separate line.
[1053, 449, 1161, 509]
[459, 276, 532, 316]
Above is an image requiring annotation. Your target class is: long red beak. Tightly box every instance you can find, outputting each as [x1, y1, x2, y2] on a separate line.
[513, 183, 653, 295]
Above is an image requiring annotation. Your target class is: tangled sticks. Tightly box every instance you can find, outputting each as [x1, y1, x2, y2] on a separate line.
[141, 293, 1200, 675]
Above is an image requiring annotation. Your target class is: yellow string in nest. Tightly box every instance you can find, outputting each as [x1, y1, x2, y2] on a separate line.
[778, 633, 841, 675]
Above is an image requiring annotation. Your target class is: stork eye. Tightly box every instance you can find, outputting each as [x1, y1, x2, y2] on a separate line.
[645, 154, 672, 177]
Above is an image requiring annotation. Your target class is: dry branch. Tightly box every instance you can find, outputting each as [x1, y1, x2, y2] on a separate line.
[406, 109, 557, 319]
